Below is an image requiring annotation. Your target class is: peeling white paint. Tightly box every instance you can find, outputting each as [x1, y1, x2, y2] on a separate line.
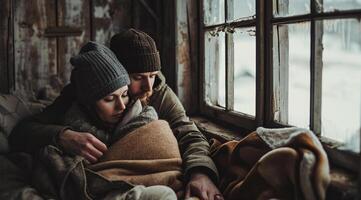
[65, 0, 83, 24]
[95, 28, 111, 45]
[175, 0, 192, 111]
[94, 5, 110, 18]
[14, 0, 57, 98]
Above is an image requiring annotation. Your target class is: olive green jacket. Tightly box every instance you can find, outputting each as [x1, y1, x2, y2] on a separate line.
[9, 72, 219, 182]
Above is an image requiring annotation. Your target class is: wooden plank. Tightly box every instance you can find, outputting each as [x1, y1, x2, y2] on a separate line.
[160, 0, 176, 92]
[225, 0, 234, 111]
[226, 33, 234, 111]
[310, 0, 323, 136]
[132, 0, 158, 43]
[186, 0, 200, 114]
[44, 26, 83, 37]
[57, 0, 91, 85]
[202, 104, 257, 131]
[91, 0, 132, 46]
[175, 0, 192, 112]
[273, 24, 289, 124]
[138, 0, 160, 24]
[264, 0, 275, 126]
[272, 1, 289, 124]
[272, 9, 361, 25]
[256, 0, 265, 126]
[0, 0, 11, 93]
[14, 0, 57, 99]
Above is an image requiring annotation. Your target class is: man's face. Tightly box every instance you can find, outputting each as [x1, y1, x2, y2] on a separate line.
[129, 71, 159, 104]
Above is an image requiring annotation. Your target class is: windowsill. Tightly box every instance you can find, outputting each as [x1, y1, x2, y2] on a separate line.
[191, 116, 246, 141]
[191, 115, 359, 200]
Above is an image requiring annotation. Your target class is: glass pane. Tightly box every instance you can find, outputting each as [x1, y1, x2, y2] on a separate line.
[227, 0, 255, 22]
[321, 19, 361, 152]
[273, 22, 311, 128]
[273, 0, 310, 17]
[204, 31, 226, 107]
[204, 0, 225, 25]
[233, 27, 256, 116]
[321, 0, 361, 12]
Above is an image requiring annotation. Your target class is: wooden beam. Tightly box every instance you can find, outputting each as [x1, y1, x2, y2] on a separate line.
[225, 0, 234, 111]
[138, 0, 160, 25]
[256, 0, 265, 126]
[272, 9, 361, 25]
[310, 0, 323, 136]
[160, 0, 176, 92]
[187, 0, 200, 114]
[44, 26, 82, 37]
[0, 0, 12, 93]
[264, 0, 274, 126]
[204, 19, 256, 30]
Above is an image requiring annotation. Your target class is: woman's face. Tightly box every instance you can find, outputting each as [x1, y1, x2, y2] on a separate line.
[95, 85, 129, 124]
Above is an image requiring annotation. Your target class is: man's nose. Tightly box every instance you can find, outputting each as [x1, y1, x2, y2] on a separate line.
[142, 77, 152, 91]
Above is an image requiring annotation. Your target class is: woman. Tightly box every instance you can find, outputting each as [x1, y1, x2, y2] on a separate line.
[55, 41, 178, 200]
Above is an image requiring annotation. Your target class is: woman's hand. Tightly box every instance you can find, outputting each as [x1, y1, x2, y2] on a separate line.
[185, 171, 223, 200]
[58, 129, 107, 163]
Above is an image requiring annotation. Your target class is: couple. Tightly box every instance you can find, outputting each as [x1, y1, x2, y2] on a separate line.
[10, 29, 223, 200]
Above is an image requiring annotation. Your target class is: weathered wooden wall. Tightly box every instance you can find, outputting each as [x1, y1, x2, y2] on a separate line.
[0, 0, 176, 101]
[175, 0, 199, 113]
[92, 0, 132, 45]
[13, 0, 58, 98]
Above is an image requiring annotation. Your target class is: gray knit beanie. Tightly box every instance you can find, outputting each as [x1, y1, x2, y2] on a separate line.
[109, 28, 161, 73]
[70, 41, 130, 105]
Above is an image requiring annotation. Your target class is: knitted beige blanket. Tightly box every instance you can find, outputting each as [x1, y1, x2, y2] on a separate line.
[89, 120, 183, 192]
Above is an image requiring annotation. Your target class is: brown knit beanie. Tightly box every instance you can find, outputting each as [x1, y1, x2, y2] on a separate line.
[110, 28, 161, 73]
[70, 41, 130, 105]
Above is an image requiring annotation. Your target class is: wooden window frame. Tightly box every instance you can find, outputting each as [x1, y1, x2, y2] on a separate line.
[199, 0, 264, 131]
[199, 0, 361, 172]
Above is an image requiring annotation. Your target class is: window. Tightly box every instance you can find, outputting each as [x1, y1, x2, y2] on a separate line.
[201, 0, 258, 129]
[200, 0, 361, 153]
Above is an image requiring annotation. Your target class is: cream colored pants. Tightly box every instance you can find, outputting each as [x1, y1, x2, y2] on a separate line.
[104, 185, 177, 200]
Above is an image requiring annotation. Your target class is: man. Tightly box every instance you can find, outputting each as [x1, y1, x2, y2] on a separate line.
[10, 29, 223, 200]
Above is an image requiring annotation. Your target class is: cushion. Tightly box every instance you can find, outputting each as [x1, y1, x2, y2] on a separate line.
[0, 94, 42, 153]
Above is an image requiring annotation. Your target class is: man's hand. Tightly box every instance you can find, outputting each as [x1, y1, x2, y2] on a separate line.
[185, 171, 223, 200]
[58, 129, 107, 163]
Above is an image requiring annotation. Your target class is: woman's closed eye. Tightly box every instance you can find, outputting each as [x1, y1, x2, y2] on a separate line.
[121, 90, 128, 98]
[104, 95, 115, 102]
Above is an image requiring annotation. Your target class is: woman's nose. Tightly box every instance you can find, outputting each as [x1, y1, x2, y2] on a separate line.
[116, 98, 126, 110]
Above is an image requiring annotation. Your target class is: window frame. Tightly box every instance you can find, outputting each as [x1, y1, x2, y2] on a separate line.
[199, 0, 265, 131]
[199, 0, 361, 171]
